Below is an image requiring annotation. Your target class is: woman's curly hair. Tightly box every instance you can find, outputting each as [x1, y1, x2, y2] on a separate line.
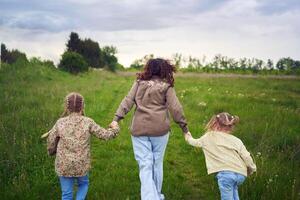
[137, 58, 176, 87]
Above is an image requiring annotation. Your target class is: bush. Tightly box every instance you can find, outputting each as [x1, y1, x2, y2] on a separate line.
[1, 43, 28, 64]
[58, 51, 88, 74]
[29, 57, 56, 68]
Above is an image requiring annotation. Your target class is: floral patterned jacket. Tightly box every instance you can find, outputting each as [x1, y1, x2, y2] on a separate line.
[47, 113, 119, 177]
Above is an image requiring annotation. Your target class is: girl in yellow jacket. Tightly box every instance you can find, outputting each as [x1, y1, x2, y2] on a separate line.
[185, 112, 256, 200]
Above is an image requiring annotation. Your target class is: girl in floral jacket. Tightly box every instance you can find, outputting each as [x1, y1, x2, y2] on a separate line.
[43, 92, 119, 200]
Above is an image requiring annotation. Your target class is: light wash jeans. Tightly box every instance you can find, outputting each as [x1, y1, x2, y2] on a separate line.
[216, 171, 246, 200]
[131, 133, 169, 200]
[59, 175, 89, 200]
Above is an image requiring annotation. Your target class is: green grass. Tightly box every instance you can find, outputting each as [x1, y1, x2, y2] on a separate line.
[0, 61, 299, 200]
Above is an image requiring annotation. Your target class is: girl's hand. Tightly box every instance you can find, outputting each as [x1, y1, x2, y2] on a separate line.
[109, 121, 119, 129]
[184, 131, 192, 141]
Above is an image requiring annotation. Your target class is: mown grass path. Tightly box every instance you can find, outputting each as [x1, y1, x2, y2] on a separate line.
[1, 63, 299, 199]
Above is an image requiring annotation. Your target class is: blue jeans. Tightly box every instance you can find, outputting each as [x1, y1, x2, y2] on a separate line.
[216, 171, 246, 200]
[59, 175, 89, 200]
[131, 133, 169, 200]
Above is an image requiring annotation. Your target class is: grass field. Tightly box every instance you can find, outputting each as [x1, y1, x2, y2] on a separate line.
[0, 61, 299, 200]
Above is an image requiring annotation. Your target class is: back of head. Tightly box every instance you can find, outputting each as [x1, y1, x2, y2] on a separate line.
[137, 58, 176, 86]
[61, 92, 85, 117]
[206, 112, 240, 133]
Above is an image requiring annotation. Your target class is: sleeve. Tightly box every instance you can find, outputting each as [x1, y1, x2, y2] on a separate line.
[239, 143, 257, 175]
[185, 134, 203, 148]
[166, 87, 189, 133]
[89, 119, 120, 140]
[113, 81, 138, 122]
[46, 122, 59, 156]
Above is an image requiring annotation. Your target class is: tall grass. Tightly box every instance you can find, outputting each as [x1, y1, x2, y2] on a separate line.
[0, 61, 299, 199]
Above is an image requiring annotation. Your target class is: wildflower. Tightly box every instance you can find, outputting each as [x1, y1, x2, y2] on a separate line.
[272, 98, 276, 102]
[198, 102, 207, 107]
[256, 152, 262, 157]
[268, 178, 273, 183]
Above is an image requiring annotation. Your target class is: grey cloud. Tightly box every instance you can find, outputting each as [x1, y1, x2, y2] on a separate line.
[2, 11, 75, 32]
[0, 0, 231, 32]
[256, 0, 300, 15]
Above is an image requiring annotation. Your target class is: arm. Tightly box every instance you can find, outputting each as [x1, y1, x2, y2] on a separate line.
[113, 81, 139, 122]
[166, 87, 189, 134]
[90, 120, 120, 140]
[46, 122, 59, 156]
[184, 132, 203, 148]
[239, 143, 257, 175]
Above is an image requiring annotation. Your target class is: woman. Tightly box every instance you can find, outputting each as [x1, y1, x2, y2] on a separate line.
[111, 58, 190, 200]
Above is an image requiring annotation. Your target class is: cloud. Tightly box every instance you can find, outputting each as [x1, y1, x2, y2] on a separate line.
[1, 11, 73, 32]
[0, 0, 229, 32]
[0, 0, 299, 67]
[256, 0, 300, 15]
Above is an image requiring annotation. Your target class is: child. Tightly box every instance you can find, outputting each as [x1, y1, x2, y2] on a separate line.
[185, 112, 256, 200]
[42, 92, 119, 200]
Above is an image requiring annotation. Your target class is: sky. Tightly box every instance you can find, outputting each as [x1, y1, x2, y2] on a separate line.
[0, 0, 300, 67]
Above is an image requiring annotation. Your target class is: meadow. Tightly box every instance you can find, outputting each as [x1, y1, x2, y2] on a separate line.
[0, 61, 299, 200]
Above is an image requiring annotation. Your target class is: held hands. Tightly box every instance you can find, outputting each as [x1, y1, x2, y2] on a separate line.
[184, 131, 192, 142]
[109, 121, 119, 129]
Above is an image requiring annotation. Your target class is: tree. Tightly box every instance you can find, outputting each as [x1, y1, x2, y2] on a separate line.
[58, 51, 88, 74]
[266, 59, 274, 70]
[172, 53, 183, 69]
[101, 46, 119, 72]
[187, 56, 202, 69]
[239, 58, 247, 70]
[130, 59, 144, 69]
[9, 49, 27, 63]
[1, 43, 8, 63]
[1, 43, 27, 64]
[66, 32, 102, 68]
[130, 54, 154, 70]
[78, 38, 101, 68]
[276, 57, 295, 71]
[252, 59, 264, 73]
[66, 32, 81, 53]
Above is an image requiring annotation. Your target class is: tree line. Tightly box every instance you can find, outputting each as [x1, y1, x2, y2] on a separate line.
[1, 44, 28, 64]
[1, 34, 300, 75]
[130, 53, 300, 75]
[0, 32, 124, 73]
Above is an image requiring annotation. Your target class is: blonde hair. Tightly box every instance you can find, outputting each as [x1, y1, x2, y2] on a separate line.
[206, 112, 240, 132]
[61, 92, 85, 117]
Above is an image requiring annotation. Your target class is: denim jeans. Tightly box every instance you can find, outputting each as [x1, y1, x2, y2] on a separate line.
[59, 175, 89, 200]
[216, 171, 246, 200]
[131, 133, 169, 200]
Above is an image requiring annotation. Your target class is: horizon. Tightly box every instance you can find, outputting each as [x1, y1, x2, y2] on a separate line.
[1, 0, 300, 67]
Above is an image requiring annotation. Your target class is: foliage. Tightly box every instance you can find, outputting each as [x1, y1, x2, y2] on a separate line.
[65, 32, 121, 72]
[1, 43, 28, 64]
[66, 32, 101, 68]
[29, 57, 55, 68]
[58, 51, 88, 74]
[129, 54, 154, 69]
[163, 53, 300, 75]
[101, 46, 119, 72]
